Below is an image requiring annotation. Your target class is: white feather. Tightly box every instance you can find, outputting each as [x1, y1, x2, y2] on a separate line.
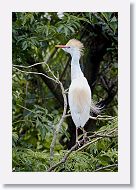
[68, 77, 91, 128]
[59, 39, 94, 129]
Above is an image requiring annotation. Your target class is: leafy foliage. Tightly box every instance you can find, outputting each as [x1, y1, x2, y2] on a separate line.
[13, 118, 118, 172]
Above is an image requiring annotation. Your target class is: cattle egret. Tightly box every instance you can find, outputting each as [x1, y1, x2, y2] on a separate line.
[56, 39, 98, 145]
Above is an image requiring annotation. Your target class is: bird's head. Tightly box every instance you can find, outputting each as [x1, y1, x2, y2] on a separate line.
[55, 39, 84, 57]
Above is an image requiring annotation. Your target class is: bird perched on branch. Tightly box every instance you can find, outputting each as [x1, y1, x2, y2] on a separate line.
[56, 39, 99, 145]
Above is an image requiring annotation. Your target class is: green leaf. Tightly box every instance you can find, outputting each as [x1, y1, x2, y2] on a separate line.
[111, 16, 117, 22]
[22, 41, 28, 50]
[102, 12, 112, 21]
[67, 25, 75, 33]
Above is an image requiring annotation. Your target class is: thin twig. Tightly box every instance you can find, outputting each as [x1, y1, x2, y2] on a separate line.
[94, 163, 118, 172]
[13, 63, 117, 172]
[87, 128, 117, 139]
[16, 104, 36, 114]
[76, 128, 117, 152]
[91, 126, 117, 136]
[13, 62, 46, 69]
[47, 137, 102, 172]
[84, 127, 117, 141]
[50, 81, 67, 162]
[13, 65, 68, 163]
[63, 113, 115, 121]
[45, 63, 58, 81]
[90, 115, 115, 121]
[13, 48, 57, 70]
[13, 66, 58, 84]
[47, 127, 117, 172]
[43, 64, 68, 162]
[13, 61, 59, 82]
[77, 137, 103, 152]
[47, 139, 84, 172]
[89, 134, 117, 139]
[64, 114, 71, 118]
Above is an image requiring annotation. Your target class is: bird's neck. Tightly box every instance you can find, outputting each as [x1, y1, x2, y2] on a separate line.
[71, 53, 84, 81]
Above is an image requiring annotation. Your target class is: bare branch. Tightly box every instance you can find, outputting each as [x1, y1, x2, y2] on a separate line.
[13, 48, 58, 70]
[90, 115, 115, 120]
[91, 126, 117, 136]
[13, 65, 68, 163]
[13, 66, 58, 84]
[50, 81, 68, 162]
[44, 62, 58, 81]
[77, 128, 117, 152]
[13, 62, 46, 69]
[47, 127, 117, 172]
[64, 113, 115, 121]
[64, 114, 71, 118]
[13, 60, 60, 83]
[94, 163, 118, 172]
[16, 104, 36, 114]
[47, 139, 84, 172]
[13, 63, 117, 172]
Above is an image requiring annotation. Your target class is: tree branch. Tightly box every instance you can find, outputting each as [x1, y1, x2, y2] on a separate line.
[64, 114, 115, 121]
[13, 64, 117, 172]
[13, 62, 46, 69]
[13, 66, 58, 83]
[89, 115, 115, 120]
[13, 65, 68, 166]
[77, 128, 117, 152]
[94, 163, 118, 172]
[50, 81, 68, 162]
[13, 58, 68, 106]
[47, 127, 117, 172]
[47, 139, 84, 172]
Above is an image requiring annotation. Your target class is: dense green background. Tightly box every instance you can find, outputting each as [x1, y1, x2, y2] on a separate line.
[12, 12, 118, 172]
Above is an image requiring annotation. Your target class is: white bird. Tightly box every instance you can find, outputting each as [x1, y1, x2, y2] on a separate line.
[56, 39, 98, 145]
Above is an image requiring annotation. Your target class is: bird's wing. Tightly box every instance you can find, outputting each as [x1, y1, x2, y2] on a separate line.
[68, 77, 91, 114]
[68, 78, 91, 127]
[71, 87, 90, 113]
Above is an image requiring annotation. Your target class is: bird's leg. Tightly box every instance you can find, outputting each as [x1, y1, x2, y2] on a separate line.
[76, 128, 80, 146]
[83, 128, 87, 144]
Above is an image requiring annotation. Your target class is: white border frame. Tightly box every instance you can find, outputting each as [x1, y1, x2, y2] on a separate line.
[0, 0, 130, 184]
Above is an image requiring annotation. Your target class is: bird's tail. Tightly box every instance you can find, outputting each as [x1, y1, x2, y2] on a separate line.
[90, 99, 103, 115]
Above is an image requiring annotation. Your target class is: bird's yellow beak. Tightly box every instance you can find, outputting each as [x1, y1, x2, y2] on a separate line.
[55, 45, 70, 48]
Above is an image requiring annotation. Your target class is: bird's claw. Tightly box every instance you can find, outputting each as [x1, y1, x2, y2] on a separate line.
[76, 140, 81, 147]
[83, 136, 89, 144]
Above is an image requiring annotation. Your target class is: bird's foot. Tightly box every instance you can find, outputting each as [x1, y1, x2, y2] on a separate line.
[83, 136, 89, 144]
[76, 140, 81, 147]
